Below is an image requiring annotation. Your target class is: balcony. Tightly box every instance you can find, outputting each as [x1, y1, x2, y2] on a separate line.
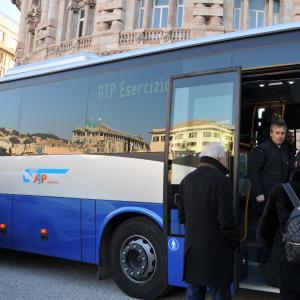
[119, 28, 191, 45]
[46, 36, 93, 57]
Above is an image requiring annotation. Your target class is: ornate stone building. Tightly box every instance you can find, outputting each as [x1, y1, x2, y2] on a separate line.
[12, 0, 300, 65]
[0, 13, 18, 76]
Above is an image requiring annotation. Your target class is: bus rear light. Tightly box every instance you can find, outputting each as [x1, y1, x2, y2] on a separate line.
[40, 228, 48, 240]
[0, 224, 6, 233]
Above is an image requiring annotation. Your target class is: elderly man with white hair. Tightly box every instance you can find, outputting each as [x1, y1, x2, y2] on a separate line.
[178, 142, 239, 300]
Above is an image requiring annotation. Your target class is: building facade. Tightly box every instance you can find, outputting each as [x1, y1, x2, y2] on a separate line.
[150, 120, 233, 157]
[0, 14, 18, 76]
[12, 0, 300, 65]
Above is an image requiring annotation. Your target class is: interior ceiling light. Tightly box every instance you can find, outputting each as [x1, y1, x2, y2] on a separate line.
[268, 82, 283, 86]
[288, 81, 295, 85]
[259, 83, 265, 87]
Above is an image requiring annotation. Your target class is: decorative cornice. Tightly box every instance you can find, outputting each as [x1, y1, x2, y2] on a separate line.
[68, 0, 79, 13]
[26, 6, 41, 32]
[85, 0, 96, 9]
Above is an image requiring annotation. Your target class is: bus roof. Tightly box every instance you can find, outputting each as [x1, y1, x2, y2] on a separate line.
[2, 21, 300, 83]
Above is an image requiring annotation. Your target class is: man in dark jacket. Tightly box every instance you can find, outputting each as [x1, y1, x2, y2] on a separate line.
[178, 142, 239, 300]
[249, 120, 294, 265]
[257, 168, 300, 300]
[249, 119, 294, 205]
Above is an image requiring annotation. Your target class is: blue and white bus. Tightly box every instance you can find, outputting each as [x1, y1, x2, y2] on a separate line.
[1, 22, 300, 299]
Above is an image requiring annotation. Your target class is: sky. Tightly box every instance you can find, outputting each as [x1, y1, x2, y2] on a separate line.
[0, 0, 20, 23]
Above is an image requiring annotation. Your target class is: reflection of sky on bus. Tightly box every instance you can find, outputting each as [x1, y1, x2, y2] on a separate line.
[87, 62, 180, 142]
[20, 77, 89, 140]
[0, 89, 21, 129]
[171, 74, 235, 128]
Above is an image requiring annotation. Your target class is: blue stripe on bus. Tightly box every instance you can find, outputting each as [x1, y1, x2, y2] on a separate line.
[0, 193, 163, 265]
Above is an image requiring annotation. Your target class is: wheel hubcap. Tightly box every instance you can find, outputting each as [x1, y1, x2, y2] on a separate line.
[120, 235, 156, 283]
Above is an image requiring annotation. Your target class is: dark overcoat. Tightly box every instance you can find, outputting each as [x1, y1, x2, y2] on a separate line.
[257, 182, 300, 291]
[178, 156, 239, 287]
[248, 139, 293, 199]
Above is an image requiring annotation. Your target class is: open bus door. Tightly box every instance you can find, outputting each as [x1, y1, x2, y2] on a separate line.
[163, 68, 242, 290]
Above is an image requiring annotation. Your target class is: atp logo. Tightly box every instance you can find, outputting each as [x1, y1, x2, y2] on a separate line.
[22, 168, 69, 184]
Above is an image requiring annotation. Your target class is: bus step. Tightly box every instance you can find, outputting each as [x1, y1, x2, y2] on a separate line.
[239, 276, 279, 294]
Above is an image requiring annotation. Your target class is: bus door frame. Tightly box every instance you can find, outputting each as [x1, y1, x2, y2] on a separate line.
[163, 67, 242, 289]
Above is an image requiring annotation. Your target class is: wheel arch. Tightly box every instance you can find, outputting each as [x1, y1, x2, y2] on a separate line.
[97, 207, 163, 280]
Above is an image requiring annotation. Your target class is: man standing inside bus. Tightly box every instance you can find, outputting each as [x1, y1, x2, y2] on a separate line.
[178, 142, 239, 300]
[249, 120, 294, 212]
[249, 120, 294, 266]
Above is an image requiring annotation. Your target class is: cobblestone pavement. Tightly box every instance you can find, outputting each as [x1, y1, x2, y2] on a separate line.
[0, 249, 279, 300]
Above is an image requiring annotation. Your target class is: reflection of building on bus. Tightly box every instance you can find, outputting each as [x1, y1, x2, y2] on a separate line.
[0, 127, 77, 155]
[1, 124, 149, 156]
[71, 124, 149, 154]
[150, 120, 233, 158]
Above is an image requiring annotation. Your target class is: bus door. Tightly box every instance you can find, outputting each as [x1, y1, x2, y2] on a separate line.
[164, 68, 241, 288]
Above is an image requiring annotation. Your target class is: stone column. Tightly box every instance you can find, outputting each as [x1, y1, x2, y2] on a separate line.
[47, 0, 59, 24]
[267, 0, 274, 25]
[143, 0, 152, 28]
[83, 1, 96, 36]
[56, 0, 67, 42]
[44, 0, 59, 44]
[25, 27, 33, 54]
[242, 0, 249, 29]
[66, 7, 75, 39]
[82, 6, 90, 36]
[40, 0, 50, 24]
[224, 0, 234, 31]
[282, 0, 293, 22]
[17, 0, 29, 51]
[168, 0, 176, 27]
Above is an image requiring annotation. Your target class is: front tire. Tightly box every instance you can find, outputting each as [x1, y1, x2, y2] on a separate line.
[110, 217, 168, 299]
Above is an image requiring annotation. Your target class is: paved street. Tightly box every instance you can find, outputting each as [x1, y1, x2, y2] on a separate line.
[0, 249, 279, 300]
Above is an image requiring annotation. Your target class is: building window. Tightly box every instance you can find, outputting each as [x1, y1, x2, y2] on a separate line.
[189, 132, 197, 138]
[273, 0, 280, 24]
[175, 133, 184, 140]
[152, 0, 169, 28]
[233, 0, 241, 29]
[77, 8, 85, 37]
[203, 132, 212, 138]
[175, 0, 184, 27]
[249, 0, 265, 29]
[153, 136, 160, 142]
[161, 135, 165, 141]
[137, 0, 145, 28]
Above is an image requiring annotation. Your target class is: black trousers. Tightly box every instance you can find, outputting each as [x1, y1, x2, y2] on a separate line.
[280, 289, 300, 300]
[186, 284, 232, 300]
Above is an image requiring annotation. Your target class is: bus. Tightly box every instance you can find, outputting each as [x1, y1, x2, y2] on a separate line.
[1, 21, 300, 299]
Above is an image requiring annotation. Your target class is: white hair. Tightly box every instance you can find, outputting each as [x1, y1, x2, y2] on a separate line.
[199, 142, 226, 161]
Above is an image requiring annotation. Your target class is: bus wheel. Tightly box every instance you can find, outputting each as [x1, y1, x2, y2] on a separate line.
[110, 217, 168, 299]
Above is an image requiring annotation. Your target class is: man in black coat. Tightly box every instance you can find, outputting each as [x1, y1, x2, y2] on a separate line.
[249, 119, 294, 206]
[257, 168, 300, 300]
[178, 142, 239, 300]
[249, 120, 294, 265]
